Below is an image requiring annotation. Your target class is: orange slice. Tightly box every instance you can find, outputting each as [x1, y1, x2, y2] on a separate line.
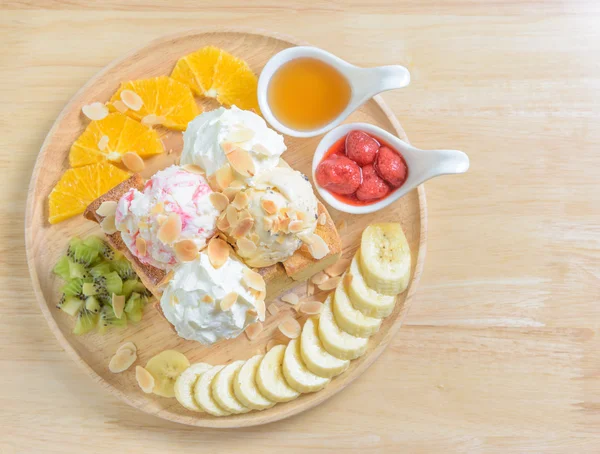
[109, 76, 200, 131]
[48, 162, 130, 224]
[69, 113, 164, 167]
[171, 47, 259, 112]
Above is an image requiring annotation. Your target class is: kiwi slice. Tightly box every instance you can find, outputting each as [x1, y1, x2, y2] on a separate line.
[124, 292, 145, 322]
[68, 238, 99, 266]
[73, 309, 98, 335]
[61, 279, 84, 299]
[104, 271, 123, 295]
[97, 305, 127, 334]
[122, 279, 147, 298]
[58, 296, 84, 316]
[85, 296, 101, 314]
[90, 262, 112, 278]
[82, 282, 97, 297]
[110, 258, 135, 280]
[53, 256, 71, 280]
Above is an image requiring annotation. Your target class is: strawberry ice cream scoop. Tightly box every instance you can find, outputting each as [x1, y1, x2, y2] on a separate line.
[115, 165, 219, 270]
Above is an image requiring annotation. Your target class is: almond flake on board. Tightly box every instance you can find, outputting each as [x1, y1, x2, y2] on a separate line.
[120, 90, 144, 111]
[112, 294, 126, 319]
[226, 148, 255, 177]
[100, 216, 117, 234]
[220, 292, 238, 311]
[280, 293, 299, 306]
[202, 294, 214, 304]
[97, 135, 109, 151]
[82, 102, 109, 121]
[183, 164, 205, 175]
[112, 100, 128, 113]
[267, 303, 279, 316]
[209, 192, 229, 212]
[174, 239, 199, 262]
[252, 143, 270, 156]
[278, 317, 301, 339]
[135, 366, 155, 393]
[231, 191, 249, 210]
[242, 268, 266, 292]
[232, 217, 254, 238]
[261, 199, 277, 215]
[325, 258, 351, 277]
[310, 271, 329, 285]
[307, 234, 330, 260]
[135, 237, 147, 256]
[245, 321, 263, 340]
[237, 237, 257, 255]
[157, 213, 182, 244]
[227, 127, 255, 143]
[255, 299, 266, 321]
[122, 152, 145, 173]
[207, 237, 230, 269]
[96, 201, 117, 217]
[109, 348, 136, 373]
[318, 213, 327, 226]
[318, 276, 341, 291]
[299, 300, 324, 315]
[116, 341, 137, 356]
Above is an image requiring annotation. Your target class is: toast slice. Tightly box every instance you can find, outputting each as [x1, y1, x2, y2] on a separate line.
[84, 175, 341, 303]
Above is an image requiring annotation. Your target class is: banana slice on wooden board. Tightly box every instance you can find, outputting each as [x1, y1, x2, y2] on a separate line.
[360, 223, 411, 296]
[174, 362, 212, 412]
[333, 278, 382, 337]
[318, 295, 368, 360]
[194, 365, 231, 417]
[234, 354, 275, 411]
[347, 253, 396, 318]
[300, 317, 349, 378]
[212, 360, 250, 414]
[256, 344, 300, 402]
[283, 338, 330, 393]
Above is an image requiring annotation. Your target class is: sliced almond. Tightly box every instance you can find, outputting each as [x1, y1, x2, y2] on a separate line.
[288, 220, 304, 233]
[207, 237, 230, 269]
[318, 213, 327, 226]
[158, 270, 174, 288]
[237, 209, 252, 221]
[202, 294, 214, 304]
[135, 366, 155, 393]
[135, 236, 147, 256]
[141, 114, 166, 126]
[261, 199, 277, 215]
[252, 143, 270, 156]
[307, 281, 315, 296]
[242, 268, 266, 292]
[215, 164, 234, 190]
[317, 276, 341, 291]
[170, 295, 179, 306]
[183, 164, 205, 175]
[227, 148, 255, 177]
[278, 317, 301, 339]
[296, 211, 306, 221]
[227, 127, 255, 143]
[311, 272, 330, 285]
[221, 141, 236, 155]
[325, 258, 351, 277]
[96, 201, 117, 217]
[267, 303, 279, 316]
[263, 217, 274, 231]
[151, 202, 164, 215]
[109, 349, 136, 373]
[157, 213, 182, 245]
[232, 217, 254, 238]
[343, 273, 353, 288]
[174, 239, 199, 262]
[122, 152, 145, 173]
[112, 100, 128, 114]
[255, 299, 266, 321]
[247, 309, 258, 318]
[138, 221, 149, 230]
[116, 341, 137, 356]
[231, 191, 249, 210]
[97, 135, 109, 151]
[307, 234, 330, 260]
[209, 192, 229, 212]
[245, 321, 263, 341]
[279, 216, 291, 231]
[216, 214, 231, 231]
[299, 300, 324, 315]
[120, 89, 144, 111]
[156, 214, 167, 225]
[223, 185, 242, 202]
[82, 102, 108, 121]
[100, 215, 117, 234]
[237, 237, 257, 255]
[207, 174, 219, 191]
[226, 204, 238, 226]
[112, 294, 126, 319]
[280, 292, 299, 306]
[220, 292, 238, 311]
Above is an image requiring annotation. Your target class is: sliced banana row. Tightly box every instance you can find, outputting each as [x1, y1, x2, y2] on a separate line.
[168, 223, 411, 417]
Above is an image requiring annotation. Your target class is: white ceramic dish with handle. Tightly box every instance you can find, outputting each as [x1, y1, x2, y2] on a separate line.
[312, 123, 470, 214]
[258, 46, 411, 138]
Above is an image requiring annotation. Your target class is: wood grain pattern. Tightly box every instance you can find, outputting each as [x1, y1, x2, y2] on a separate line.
[24, 30, 426, 427]
[2, 0, 600, 452]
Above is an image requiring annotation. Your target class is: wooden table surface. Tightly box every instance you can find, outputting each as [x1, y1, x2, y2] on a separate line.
[2, 1, 600, 452]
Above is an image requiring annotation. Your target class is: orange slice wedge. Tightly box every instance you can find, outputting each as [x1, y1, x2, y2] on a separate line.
[48, 162, 130, 224]
[69, 113, 164, 167]
[109, 76, 200, 131]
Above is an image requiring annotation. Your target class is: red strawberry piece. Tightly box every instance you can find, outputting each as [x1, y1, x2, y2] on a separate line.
[345, 130, 379, 166]
[374, 146, 407, 188]
[356, 165, 390, 201]
[315, 155, 362, 195]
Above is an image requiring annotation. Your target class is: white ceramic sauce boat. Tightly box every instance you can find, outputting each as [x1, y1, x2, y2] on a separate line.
[258, 46, 411, 138]
[312, 123, 470, 214]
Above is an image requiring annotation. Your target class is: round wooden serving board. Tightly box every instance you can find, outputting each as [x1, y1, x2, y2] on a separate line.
[25, 29, 427, 428]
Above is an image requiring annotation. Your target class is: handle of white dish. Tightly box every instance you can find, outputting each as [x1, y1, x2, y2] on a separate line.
[422, 149, 470, 177]
[370, 65, 411, 92]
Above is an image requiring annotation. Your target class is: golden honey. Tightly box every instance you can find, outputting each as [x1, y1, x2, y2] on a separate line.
[268, 57, 352, 131]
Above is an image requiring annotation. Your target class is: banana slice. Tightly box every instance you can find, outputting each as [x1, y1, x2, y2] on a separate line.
[300, 317, 349, 378]
[283, 338, 330, 393]
[194, 365, 231, 417]
[360, 223, 411, 296]
[234, 355, 275, 410]
[174, 362, 212, 412]
[145, 350, 190, 398]
[256, 344, 300, 402]
[318, 296, 368, 360]
[333, 277, 381, 337]
[212, 360, 250, 414]
[348, 253, 396, 318]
